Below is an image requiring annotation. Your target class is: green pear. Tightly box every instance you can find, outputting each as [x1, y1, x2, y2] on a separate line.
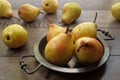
[42, 0, 58, 14]
[111, 2, 120, 21]
[74, 37, 103, 65]
[18, 4, 41, 22]
[71, 13, 98, 42]
[0, 0, 12, 18]
[62, 2, 81, 24]
[45, 25, 74, 66]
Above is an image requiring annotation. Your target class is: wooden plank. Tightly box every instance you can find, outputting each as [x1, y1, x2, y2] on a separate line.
[0, 56, 120, 80]
[8, 0, 117, 10]
[0, 57, 50, 80]
[99, 28, 120, 56]
[0, 28, 47, 56]
[0, 27, 119, 56]
[0, 10, 120, 56]
[0, 10, 119, 28]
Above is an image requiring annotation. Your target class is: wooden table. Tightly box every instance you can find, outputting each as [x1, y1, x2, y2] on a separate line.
[1, 0, 120, 80]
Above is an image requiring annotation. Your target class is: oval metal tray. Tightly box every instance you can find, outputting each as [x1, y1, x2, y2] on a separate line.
[33, 33, 110, 73]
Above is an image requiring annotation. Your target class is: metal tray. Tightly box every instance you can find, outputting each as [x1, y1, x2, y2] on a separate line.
[33, 33, 110, 73]
[19, 30, 112, 74]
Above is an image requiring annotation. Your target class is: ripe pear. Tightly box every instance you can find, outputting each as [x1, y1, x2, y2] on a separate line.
[47, 24, 66, 42]
[45, 25, 74, 66]
[71, 13, 98, 43]
[18, 4, 41, 22]
[0, 0, 12, 18]
[62, 2, 81, 24]
[42, 0, 58, 14]
[45, 17, 66, 42]
[2, 24, 28, 48]
[74, 37, 103, 65]
[111, 2, 120, 21]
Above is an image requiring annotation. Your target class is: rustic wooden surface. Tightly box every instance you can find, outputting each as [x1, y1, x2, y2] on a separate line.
[1, 0, 120, 80]
[7, 0, 120, 10]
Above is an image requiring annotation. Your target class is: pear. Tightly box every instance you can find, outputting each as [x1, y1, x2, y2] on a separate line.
[74, 37, 103, 65]
[0, 0, 12, 18]
[47, 24, 66, 42]
[46, 17, 66, 42]
[71, 13, 98, 43]
[111, 2, 120, 21]
[2, 24, 28, 48]
[41, 0, 58, 14]
[45, 24, 74, 66]
[62, 2, 81, 24]
[18, 4, 41, 22]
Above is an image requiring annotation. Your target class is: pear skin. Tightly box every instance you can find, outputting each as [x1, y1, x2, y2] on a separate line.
[111, 2, 120, 21]
[74, 37, 103, 65]
[62, 2, 81, 24]
[0, 0, 12, 18]
[47, 24, 66, 42]
[18, 4, 40, 22]
[45, 24, 74, 66]
[72, 12, 98, 42]
[2, 24, 28, 48]
[45, 32, 74, 66]
[42, 0, 58, 14]
[72, 22, 97, 43]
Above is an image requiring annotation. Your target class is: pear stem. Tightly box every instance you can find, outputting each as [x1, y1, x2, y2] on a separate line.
[40, 11, 45, 14]
[65, 23, 71, 34]
[77, 43, 88, 52]
[65, 18, 75, 33]
[93, 12, 98, 23]
[45, 16, 53, 24]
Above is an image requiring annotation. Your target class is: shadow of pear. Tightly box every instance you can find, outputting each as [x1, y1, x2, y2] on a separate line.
[108, 19, 120, 28]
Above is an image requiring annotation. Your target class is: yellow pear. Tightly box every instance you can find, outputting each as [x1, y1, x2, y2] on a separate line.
[71, 13, 98, 42]
[0, 0, 12, 18]
[41, 0, 58, 14]
[45, 25, 74, 66]
[46, 17, 66, 42]
[62, 2, 81, 24]
[72, 22, 97, 43]
[47, 24, 66, 42]
[111, 2, 120, 21]
[2, 24, 28, 48]
[74, 37, 103, 65]
[18, 4, 40, 22]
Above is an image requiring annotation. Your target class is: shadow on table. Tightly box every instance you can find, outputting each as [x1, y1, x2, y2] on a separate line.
[45, 63, 107, 80]
[108, 19, 120, 28]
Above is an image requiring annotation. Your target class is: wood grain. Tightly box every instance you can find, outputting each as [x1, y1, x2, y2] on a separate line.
[0, 10, 120, 80]
[0, 56, 120, 80]
[7, 0, 118, 10]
